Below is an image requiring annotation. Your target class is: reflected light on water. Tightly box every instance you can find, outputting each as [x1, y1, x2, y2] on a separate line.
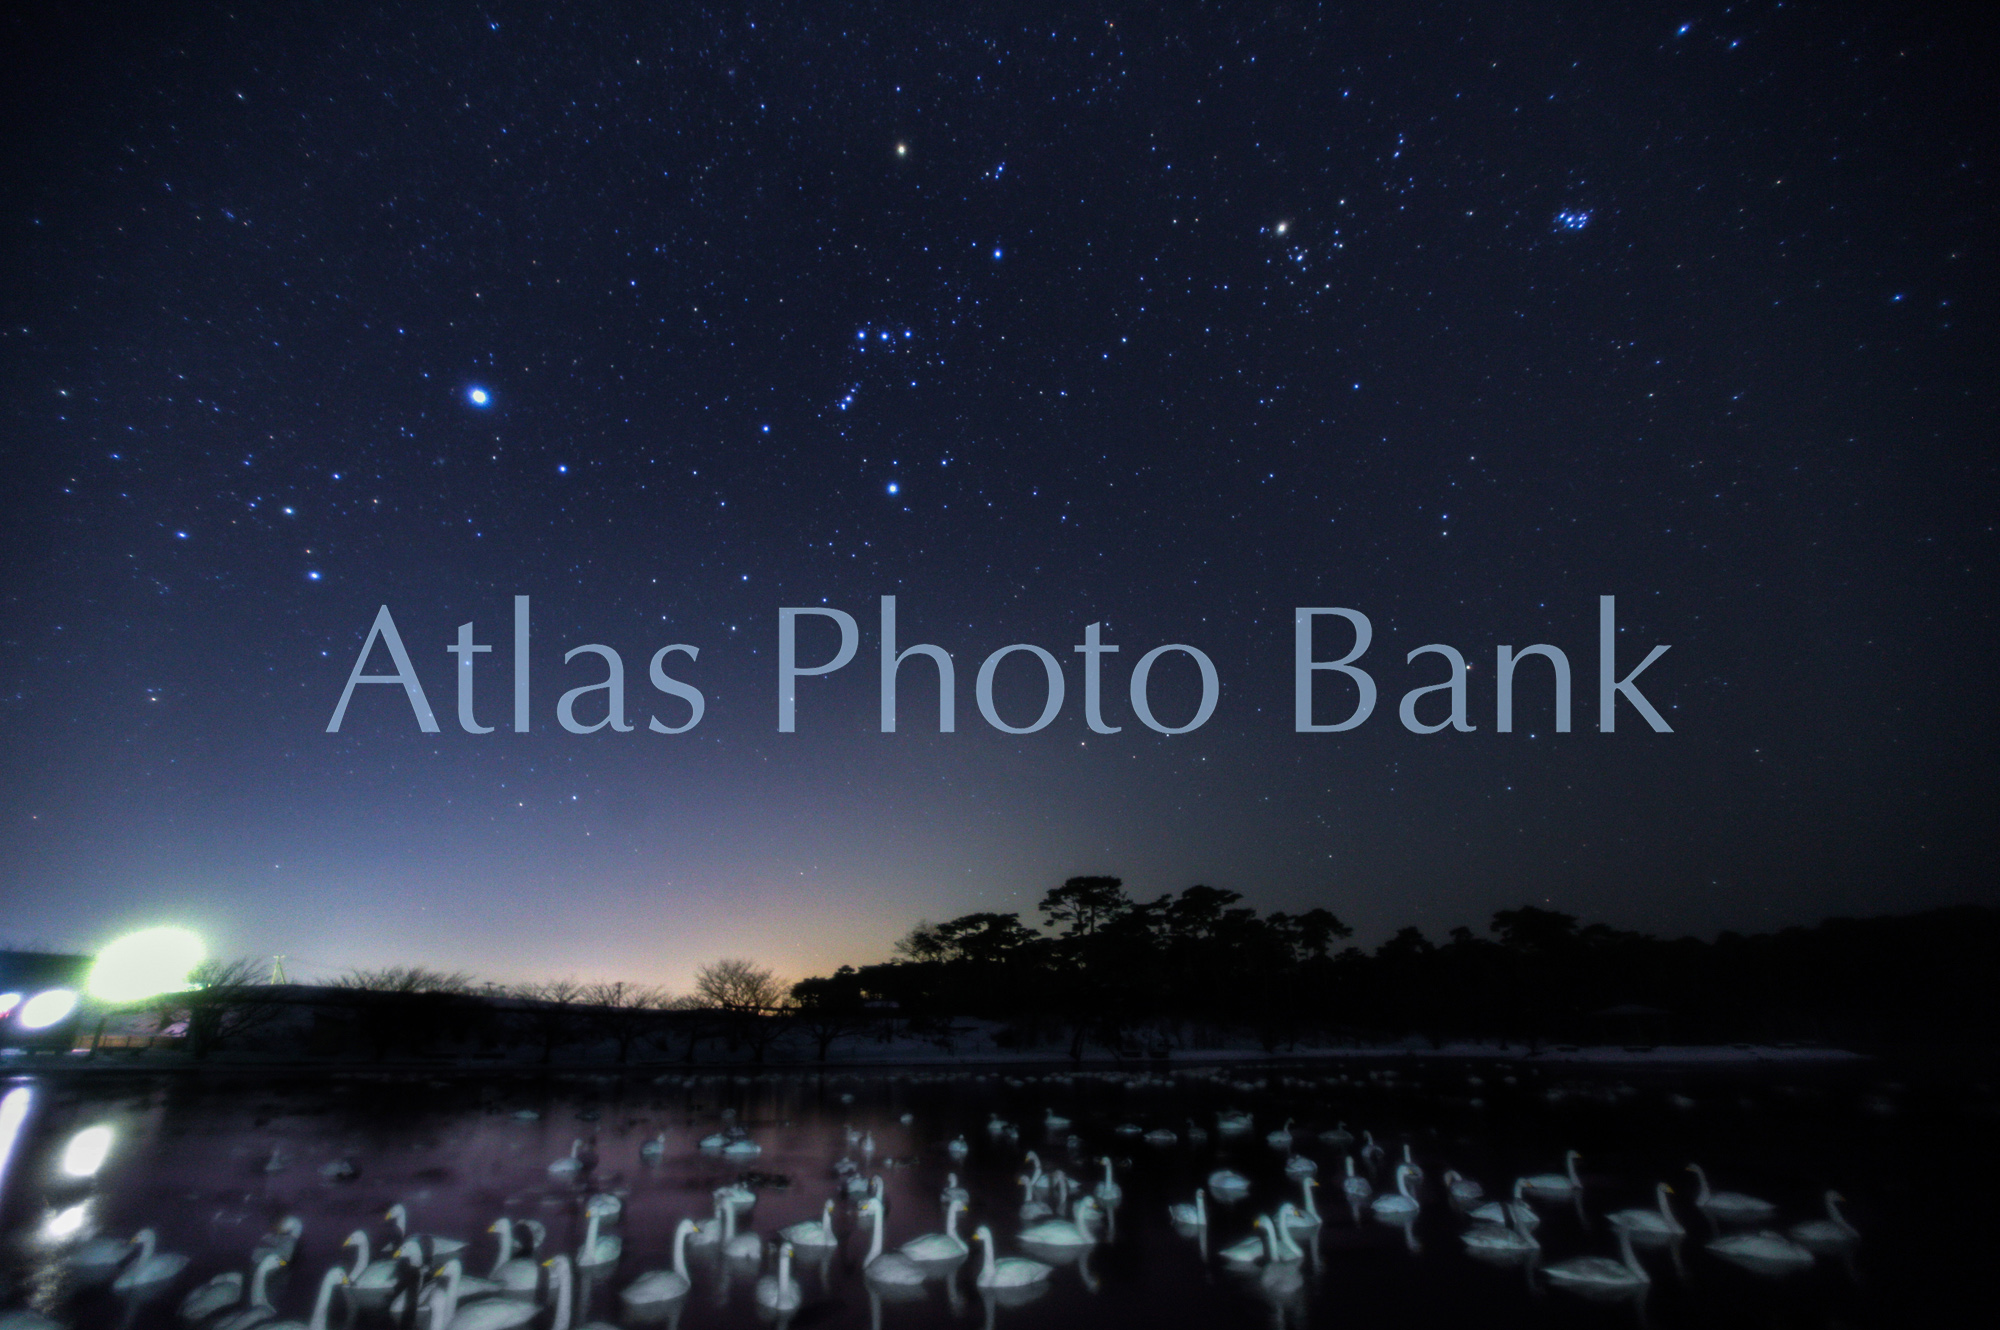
[0, 1086, 29, 1193]
[42, 1201, 89, 1242]
[61, 1124, 114, 1177]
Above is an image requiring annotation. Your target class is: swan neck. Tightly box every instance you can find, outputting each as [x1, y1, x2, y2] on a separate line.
[866, 1204, 885, 1263]
[310, 1268, 341, 1330]
[345, 1231, 370, 1280]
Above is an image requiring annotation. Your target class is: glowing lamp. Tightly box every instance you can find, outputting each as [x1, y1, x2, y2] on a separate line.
[87, 927, 205, 1004]
[0, 993, 19, 1019]
[19, 989, 79, 1030]
[61, 1125, 113, 1177]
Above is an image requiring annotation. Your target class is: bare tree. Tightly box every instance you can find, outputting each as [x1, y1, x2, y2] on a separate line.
[692, 959, 791, 1061]
[580, 981, 670, 1063]
[333, 965, 476, 993]
[160, 958, 289, 1058]
[514, 978, 586, 1063]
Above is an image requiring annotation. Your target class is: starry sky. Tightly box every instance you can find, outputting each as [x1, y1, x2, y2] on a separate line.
[0, 2, 1991, 990]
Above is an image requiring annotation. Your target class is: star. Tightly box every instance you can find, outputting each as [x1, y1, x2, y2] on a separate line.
[467, 386, 491, 406]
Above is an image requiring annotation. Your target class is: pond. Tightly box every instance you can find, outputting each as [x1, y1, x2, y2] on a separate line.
[0, 1054, 1981, 1328]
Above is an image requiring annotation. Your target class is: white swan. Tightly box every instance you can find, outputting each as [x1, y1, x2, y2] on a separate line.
[1468, 1179, 1539, 1231]
[1284, 1178, 1322, 1230]
[620, 1218, 695, 1307]
[1686, 1164, 1777, 1223]
[1168, 1189, 1207, 1228]
[1043, 1108, 1071, 1132]
[1208, 1169, 1252, 1201]
[972, 1226, 1051, 1288]
[576, 1209, 621, 1269]
[548, 1140, 585, 1177]
[716, 1179, 757, 1212]
[1359, 1131, 1386, 1170]
[111, 1230, 188, 1293]
[1519, 1150, 1582, 1201]
[179, 1252, 284, 1325]
[901, 1199, 969, 1260]
[250, 1217, 304, 1266]
[1143, 1127, 1177, 1147]
[723, 1135, 762, 1159]
[541, 1256, 574, 1330]
[1708, 1230, 1814, 1271]
[639, 1132, 666, 1163]
[342, 1230, 404, 1307]
[1461, 1203, 1539, 1255]
[684, 1194, 727, 1246]
[65, 1230, 146, 1285]
[485, 1220, 541, 1295]
[1371, 1163, 1420, 1219]
[1400, 1143, 1425, 1187]
[1443, 1170, 1484, 1204]
[1544, 1227, 1650, 1293]
[1608, 1183, 1684, 1238]
[1219, 1217, 1274, 1266]
[1266, 1118, 1295, 1150]
[261, 1267, 348, 1330]
[780, 1200, 839, 1249]
[207, 1256, 284, 1330]
[1340, 1154, 1373, 1205]
[1318, 1122, 1354, 1150]
[1018, 1174, 1053, 1222]
[1265, 1208, 1306, 1261]
[387, 1205, 468, 1259]
[861, 1198, 926, 1284]
[1216, 1109, 1253, 1135]
[754, 1243, 801, 1310]
[1092, 1157, 1121, 1205]
[1788, 1191, 1858, 1249]
[948, 1135, 970, 1160]
[1022, 1151, 1050, 1194]
[721, 1201, 761, 1262]
[1020, 1196, 1101, 1248]
[941, 1173, 971, 1206]
[1283, 1153, 1319, 1178]
[425, 1260, 538, 1330]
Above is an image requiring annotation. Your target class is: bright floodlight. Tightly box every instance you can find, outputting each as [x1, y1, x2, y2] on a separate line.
[19, 989, 79, 1030]
[0, 993, 19, 1019]
[61, 1125, 113, 1178]
[87, 927, 206, 1004]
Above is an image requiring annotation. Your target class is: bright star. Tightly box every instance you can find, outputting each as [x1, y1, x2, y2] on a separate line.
[467, 386, 491, 406]
[887, 482, 900, 495]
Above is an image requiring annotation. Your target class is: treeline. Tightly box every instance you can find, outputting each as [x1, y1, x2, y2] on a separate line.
[789, 879, 2000, 1055]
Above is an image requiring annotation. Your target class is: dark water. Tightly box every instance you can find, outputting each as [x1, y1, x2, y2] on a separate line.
[0, 1054, 1988, 1329]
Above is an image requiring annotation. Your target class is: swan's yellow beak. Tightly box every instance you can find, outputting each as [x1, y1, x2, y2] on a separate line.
[1664, 1185, 1675, 1194]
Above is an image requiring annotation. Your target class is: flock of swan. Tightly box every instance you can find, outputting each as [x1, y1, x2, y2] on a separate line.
[1, 1069, 1865, 1329]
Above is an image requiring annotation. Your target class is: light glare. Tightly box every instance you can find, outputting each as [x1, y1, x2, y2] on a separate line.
[19, 989, 78, 1030]
[61, 1125, 113, 1178]
[88, 927, 205, 1004]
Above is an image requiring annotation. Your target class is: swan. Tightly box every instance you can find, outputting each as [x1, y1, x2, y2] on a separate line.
[698, 1129, 734, 1150]
[941, 1173, 971, 1206]
[639, 1132, 666, 1163]
[548, 1140, 585, 1177]
[754, 1243, 802, 1311]
[1018, 1175, 1052, 1222]
[111, 1229, 188, 1293]
[1544, 1227, 1651, 1293]
[1216, 1109, 1253, 1135]
[207, 1256, 283, 1330]
[1340, 1154, 1373, 1205]
[1469, 1179, 1539, 1231]
[620, 1218, 695, 1307]
[1370, 1163, 1421, 1219]
[1043, 1109, 1071, 1132]
[716, 1179, 757, 1212]
[250, 1217, 304, 1266]
[1400, 1143, 1425, 1187]
[260, 1267, 348, 1330]
[900, 1199, 969, 1260]
[948, 1135, 970, 1160]
[1519, 1150, 1583, 1201]
[721, 1201, 761, 1262]
[779, 1200, 839, 1249]
[1318, 1122, 1354, 1150]
[65, 1230, 145, 1284]
[1092, 1157, 1122, 1205]
[584, 1193, 621, 1224]
[986, 1114, 1011, 1137]
[1283, 1178, 1321, 1230]
[1168, 1189, 1207, 1228]
[387, 1205, 468, 1260]
[1788, 1191, 1858, 1249]
[1461, 1203, 1539, 1255]
[485, 1220, 541, 1295]
[1022, 1151, 1050, 1194]
[576, 1208, 621, 1269]
[861, 1198, 926, 1284]
[342, 1230, 404, 1307]
[1283, 1153, 1319, 1178]
[1265, 1208, 1306, 1262]
[1266, 1118, 1295, 1150]
[1443, 1170, 1484, 1204]
[1020, 1196, 1101, 1248]
[425, 1260, 538, 1330]
[178, 1252, 285, 1324]
[1219, 1217, 1274, 1266]
[1143, 1127, 1178, 1147]
[1208, 1169, 1252, 1202]
[1708, 1230, 1814, 1271]
[1359, 1131, 1386, 1170]
[722, 1136, 762, 1159]
[1185, 1118, 1209, 1146]
[541, 1257, 575, 1330]
[1608, 1183, 1684, 1238]
[684, 1194, 727, 1246]
[972, 1226, 1051, 1288]
[1686, 1164, 1777, 1223]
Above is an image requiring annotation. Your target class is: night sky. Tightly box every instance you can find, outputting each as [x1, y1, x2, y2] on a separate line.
[1, 3, 1991, 990]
